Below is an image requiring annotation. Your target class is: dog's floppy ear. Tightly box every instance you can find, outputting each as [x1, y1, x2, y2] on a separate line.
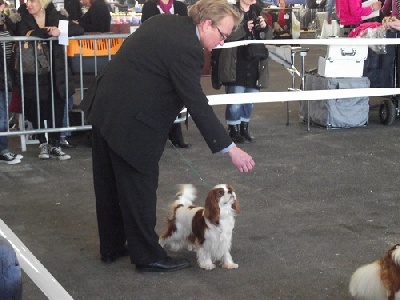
[232, 200, 240, 215]
[204, 188, 221, 225]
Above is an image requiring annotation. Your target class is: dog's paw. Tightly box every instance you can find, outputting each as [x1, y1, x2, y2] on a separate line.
[187, 244, 197, 252]
[158, 239, 166, 248]
[222, 263, 239, 269]
[200, 263, 216, 270]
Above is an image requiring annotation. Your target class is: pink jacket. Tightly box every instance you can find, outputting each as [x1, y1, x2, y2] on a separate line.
[336, 0, 373, 25]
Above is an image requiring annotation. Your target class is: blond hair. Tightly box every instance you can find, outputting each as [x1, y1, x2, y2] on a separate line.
[39, 0, 52, 9]
[188, 0, 242, 30]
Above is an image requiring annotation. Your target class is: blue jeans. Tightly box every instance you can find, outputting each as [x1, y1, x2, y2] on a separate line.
[225, 85, 258, 125]
[0, 91, 11, 154]
[0, 237, 22, 300]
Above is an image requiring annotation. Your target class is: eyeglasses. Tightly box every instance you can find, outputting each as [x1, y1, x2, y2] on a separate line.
[215, 26, 228, 41]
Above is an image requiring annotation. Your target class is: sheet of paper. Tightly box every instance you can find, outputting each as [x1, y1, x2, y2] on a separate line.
[361, 0, 380, 20]
[58, 20, 69, 46]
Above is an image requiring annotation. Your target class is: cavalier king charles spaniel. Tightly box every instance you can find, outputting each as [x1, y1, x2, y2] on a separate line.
[159, 184, 240, 270]
[349, 244, 400, 300]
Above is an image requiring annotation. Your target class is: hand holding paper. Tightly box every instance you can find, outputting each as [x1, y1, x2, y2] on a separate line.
[361, 0, 381, 21]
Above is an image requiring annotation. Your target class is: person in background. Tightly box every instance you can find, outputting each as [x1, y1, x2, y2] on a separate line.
[17, 0, 84, 160]
[80, 0, 254, 272]
[336, 0, 381, 28]
[60, 96, 74, 148]
[324, 0, 336, 24]
[64, 0, 82, 20]
[74, 0, 110, 32]
[264, 0, 289, 34]
[383, 18, 400, 29]
[141, 0, 187, 20]
[0, 237, 22, 299]
[213, 0, 269, 144]
[141, 0, 191, 149]
[0, 0, 23, 164]
[382, 0, 398, 19]
[275, 0, 289, 31]
[58, 0, 82, 148]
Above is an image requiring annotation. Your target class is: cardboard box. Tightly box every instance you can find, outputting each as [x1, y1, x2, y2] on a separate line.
[317, 56, 365, 78]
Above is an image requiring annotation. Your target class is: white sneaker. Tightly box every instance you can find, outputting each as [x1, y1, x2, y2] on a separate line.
[0, 152, 21, 164]
[38, 143, 50, 160]
[11, 153, 23, 160]
[50, 147, 71, 161]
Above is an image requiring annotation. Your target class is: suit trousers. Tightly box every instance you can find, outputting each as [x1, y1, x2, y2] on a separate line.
[91, 126, 167, 265]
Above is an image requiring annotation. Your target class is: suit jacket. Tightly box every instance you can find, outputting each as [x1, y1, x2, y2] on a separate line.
[84, 15, 232, 173]
[141, 0, 188, 23]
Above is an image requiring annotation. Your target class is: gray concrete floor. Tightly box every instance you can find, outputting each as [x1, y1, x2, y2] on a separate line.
[1, 45, 400, 300]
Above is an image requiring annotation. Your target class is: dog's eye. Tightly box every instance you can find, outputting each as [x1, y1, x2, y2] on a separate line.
[218, 190, 224, 196]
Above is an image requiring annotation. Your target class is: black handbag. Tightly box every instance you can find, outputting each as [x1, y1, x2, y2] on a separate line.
[245, 43, 269, 61]
[14, 30, 50, 75]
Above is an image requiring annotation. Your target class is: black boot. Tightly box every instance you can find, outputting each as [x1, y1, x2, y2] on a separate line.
[240, 122, 255, 143]
[169, 124, 191, 148]
[228, 125, 245, 144]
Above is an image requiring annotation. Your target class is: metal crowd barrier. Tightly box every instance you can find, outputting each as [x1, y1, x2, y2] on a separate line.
[0, 33, 129, 151]
[0, 33, 194, 151]
[4, 34, 400, 151]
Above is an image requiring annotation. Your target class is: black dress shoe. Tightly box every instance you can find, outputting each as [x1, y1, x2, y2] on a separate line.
[60, 139, 75, 148]
[136, 256, 190, 272]
[100, 247, 130, 264]
[171, 140, 192, 149]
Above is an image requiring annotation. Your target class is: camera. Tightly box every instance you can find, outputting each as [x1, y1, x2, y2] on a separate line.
[252, 16, 261, 31]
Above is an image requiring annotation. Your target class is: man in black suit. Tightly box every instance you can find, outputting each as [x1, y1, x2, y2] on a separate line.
[82, 0, 255, 272]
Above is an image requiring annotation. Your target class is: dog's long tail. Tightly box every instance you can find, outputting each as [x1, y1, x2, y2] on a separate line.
[174, 184, 197, 206]
[349, 261, 388, 300]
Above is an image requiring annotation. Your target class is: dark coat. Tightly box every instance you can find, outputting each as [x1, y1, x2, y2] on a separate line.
[79, 0, 111, 32]
[17, 3, 84, 101]
[213, 3, 270, 89]
[141, 0, 188, 23]
[82, 15, 232, 173]
[65, 0, 83, 21]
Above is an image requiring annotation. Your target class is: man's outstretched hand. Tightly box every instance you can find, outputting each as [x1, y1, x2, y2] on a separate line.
[228, 146, 255, 173]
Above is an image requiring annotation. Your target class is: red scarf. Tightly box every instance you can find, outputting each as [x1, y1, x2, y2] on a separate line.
[158, 0, 174, 14]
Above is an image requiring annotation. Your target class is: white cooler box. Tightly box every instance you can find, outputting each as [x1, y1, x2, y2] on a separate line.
[317, 45, 368, 78]
[301, 73, 370, 128]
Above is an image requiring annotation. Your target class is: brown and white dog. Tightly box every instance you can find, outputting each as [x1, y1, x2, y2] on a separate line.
[159, 184, 240, 270]
[349, 244, 400, 300]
